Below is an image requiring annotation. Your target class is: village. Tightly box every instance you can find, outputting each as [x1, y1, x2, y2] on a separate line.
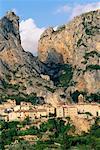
[0, 94, 100, 123]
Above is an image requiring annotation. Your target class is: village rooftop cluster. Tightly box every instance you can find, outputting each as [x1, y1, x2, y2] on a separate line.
[0, 95, 100, 122]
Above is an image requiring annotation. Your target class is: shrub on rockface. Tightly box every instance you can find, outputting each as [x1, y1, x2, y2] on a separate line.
[1, 92, 39, 105]
[57, 64, 73, 87]
[86, 92, 100, 103]
[86, 65, 100, 70]
[84, 51, 100, 60]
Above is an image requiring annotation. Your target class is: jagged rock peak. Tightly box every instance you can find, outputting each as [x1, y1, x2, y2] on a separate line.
[0, 11, 24, 66]
[5, 11, 19, 22]
[40, 27, 54, 39]
[0, 11, 55, 104]
[38, 9, 100, 64]
[0, 11, 20, 41]
[38, 9, 100, 94]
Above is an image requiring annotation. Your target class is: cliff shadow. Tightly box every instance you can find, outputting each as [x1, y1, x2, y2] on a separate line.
[44, 48, 64, 66]
[41, 48, 73, 87]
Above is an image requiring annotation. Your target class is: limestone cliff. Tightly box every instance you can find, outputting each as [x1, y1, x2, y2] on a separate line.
[0, 10, 99, 105]
[0, 11, 55, 104]
[38, 10, 100, 99]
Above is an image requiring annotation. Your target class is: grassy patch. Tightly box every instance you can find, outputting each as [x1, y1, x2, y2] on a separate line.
[86, 65, 100, 70]
[84, 51, 100, 60]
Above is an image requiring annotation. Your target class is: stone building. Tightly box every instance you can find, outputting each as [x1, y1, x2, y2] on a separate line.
[75, 103, 100, 117]
[8, 108, 48, 121]
[28, 110, 37, 120]
[63, 105, 77, 117]
[13, 105, 20, 111]
[8, 110, 31, 122]
[0, 114, 8, 121]
[35, 104, 55, 117]
[20, 102, 32, 111]
[0, 99, 99, 122]
[37, 109, 47, 118]
[56, 107, 64, 118]
[46, 106, 55, 116]
[8, 112, 18, 121]
[0, 99, 16, 110]
[78, 94, 85, 104]
[56, 105, 78, 118]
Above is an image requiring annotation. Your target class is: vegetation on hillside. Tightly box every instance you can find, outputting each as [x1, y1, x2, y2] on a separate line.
[0, 117, 100, 150]
[86, 64, 100, 70]
[0, 92, 41, 105]
[54, 64, 73, 87]
[86, 92, 100, 103]
[84, 51, 100, 59]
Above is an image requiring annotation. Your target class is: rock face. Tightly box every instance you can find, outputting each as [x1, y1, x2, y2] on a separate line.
[0, 11, 55, 104]
[38, 10, 100, 97]
[0, 11, 39, 74]
[0, 10, 99, 105]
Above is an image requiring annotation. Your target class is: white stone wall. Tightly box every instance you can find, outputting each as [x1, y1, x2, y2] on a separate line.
[76, 104, 100, 117]
[56, 107, 64, 118]
[8, 112, 18, 121]
[14, 105, 20, 111]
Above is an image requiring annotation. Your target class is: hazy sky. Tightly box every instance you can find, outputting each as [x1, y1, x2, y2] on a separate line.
[0, 0, 100, 55]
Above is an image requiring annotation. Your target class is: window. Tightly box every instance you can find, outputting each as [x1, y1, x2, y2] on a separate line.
[96, 112, 98, 116]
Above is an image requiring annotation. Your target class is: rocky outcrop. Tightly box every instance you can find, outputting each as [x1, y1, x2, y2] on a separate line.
[0, 11, 40, 74]
[38, 10, 100, 97]
[0, 11, 55, 104]
[0, 10, 99, 105]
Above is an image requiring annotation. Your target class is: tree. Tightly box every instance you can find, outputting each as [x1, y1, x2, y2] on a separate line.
[22, 117, 31, 126]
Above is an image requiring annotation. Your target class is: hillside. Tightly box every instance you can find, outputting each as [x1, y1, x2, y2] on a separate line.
[0, 11, 55, 105]
[0, 10, 100, 104]
[38, 9, 100, 102]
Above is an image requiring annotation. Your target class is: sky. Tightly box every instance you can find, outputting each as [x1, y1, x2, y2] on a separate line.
[0, 0, 100, 55]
